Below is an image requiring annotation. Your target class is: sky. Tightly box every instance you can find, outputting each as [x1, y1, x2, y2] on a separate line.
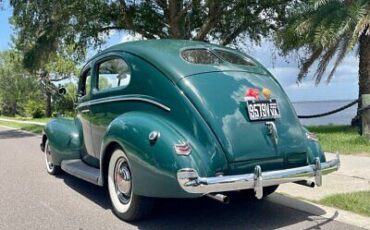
[0, 3, 359, 102]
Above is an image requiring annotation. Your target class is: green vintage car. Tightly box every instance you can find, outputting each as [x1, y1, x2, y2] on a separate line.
[41, 40, 340, 221]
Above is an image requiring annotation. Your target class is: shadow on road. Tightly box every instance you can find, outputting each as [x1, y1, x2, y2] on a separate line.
[0, 129, 35, 139]
[57, 172, 335, 229]
[56, 173, 111, 209]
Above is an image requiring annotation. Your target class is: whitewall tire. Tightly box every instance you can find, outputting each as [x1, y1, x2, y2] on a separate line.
[44, 140, 61, 175]
[107, 148, 153, 221]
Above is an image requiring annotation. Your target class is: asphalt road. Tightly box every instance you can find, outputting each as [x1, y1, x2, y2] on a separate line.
[0, 126, 364, 230]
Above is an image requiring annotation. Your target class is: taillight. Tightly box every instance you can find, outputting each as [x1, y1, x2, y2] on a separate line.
[174, 142, 192, 155]
[306, 132, 319, 142]
[245, 88, 259, 100]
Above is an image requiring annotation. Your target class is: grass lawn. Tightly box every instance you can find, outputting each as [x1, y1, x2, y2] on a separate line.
[319, 191, 370, 217]
[0, 115, 50, 123]
[0, 120, 44, 134]
[307, 125, 370, 155]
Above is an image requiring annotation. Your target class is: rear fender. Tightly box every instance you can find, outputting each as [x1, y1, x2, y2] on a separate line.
[99, 112, 227, 198]
[302, 127, 326, 163]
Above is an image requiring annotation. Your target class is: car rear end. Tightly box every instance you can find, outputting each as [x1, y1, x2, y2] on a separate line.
[175, 47, 340, 198]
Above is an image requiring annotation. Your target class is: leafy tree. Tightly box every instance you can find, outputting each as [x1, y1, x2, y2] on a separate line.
[10, 0, 300, 117]
[52, 81, 77, 117]
[276, 0, 370, 130]
[0, 50, 42, 116]
[25, 100, 45, 118]
[39, 51, 79, 117]
[10, 33, 79, 117]
[10, 0, 298, 64]
[277, 0, 370, 87]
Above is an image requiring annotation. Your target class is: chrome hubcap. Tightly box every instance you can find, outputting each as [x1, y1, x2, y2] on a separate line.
[45, 145, 54, 169]
[114, 157, 132, 204]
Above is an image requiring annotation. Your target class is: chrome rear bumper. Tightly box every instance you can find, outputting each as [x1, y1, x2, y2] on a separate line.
[177, 154, 340, 199]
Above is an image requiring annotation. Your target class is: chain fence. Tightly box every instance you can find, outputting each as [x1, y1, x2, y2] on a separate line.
[297, 98, 370, 119]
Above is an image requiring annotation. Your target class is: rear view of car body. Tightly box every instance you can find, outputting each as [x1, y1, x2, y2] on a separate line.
[41, 40, 340, 201]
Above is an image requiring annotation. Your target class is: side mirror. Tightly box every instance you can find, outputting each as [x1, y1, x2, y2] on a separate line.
[58, 87, 67, 96]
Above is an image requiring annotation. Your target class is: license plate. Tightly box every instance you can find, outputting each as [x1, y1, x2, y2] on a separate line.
[246, 99, 280, 121]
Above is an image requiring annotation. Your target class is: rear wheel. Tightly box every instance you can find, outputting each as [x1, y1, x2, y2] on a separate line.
[44, 140, 61, 175]
[107, 148, 153, 221]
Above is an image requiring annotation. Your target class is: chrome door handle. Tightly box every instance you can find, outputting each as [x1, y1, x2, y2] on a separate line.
[81, 109, 90, 113]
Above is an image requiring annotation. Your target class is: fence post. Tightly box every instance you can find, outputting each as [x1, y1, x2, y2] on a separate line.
[362, 94, 370, 139]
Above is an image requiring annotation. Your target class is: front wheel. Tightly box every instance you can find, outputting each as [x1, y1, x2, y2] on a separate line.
[107, 148, 153, 221]
[44, 140, 61, 175]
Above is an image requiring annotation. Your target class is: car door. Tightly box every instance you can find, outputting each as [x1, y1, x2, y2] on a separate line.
[89, 54, 132, 158]
[76, 66, 96, 162]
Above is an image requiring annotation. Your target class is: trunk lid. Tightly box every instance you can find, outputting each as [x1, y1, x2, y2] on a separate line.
[178, 71, 307, 166]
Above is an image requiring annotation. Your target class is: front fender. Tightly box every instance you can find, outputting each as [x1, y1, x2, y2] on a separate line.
[44, 118, 83, 165]
[100, 112, 228, 198]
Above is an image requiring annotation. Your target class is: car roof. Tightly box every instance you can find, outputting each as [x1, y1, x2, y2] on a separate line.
[88, 39, 266, 82]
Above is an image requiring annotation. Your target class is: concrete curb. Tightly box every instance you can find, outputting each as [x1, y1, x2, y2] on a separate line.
[270, 193, 370, 230]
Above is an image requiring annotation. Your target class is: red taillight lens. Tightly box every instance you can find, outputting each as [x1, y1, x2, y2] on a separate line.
[306, 132, 319, 142]
[175, 142, 192, 155]
[246, 88, 259, 100]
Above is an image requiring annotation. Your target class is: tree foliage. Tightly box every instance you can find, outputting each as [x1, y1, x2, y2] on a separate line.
[52, 82, 77, 117]
[0, 50, 42, 116]
[10, 0, 298, 71]
[276, 0, 370, 85]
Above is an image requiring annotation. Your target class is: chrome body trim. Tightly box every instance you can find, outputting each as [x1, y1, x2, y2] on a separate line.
[81, 109, 90, 113]
[177, 154, 340, 198]
[76, 95, 171, 112]
[148, 131, 160, 143]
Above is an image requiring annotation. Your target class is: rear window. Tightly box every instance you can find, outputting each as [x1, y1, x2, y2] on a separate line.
[181, 49, 222, 65]
[181, 48, 256, 67]
[214, 49, 256, 66]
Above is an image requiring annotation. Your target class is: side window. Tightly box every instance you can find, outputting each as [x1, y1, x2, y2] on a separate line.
[78, 69, 91, 96]
[97, 58, 131, 91]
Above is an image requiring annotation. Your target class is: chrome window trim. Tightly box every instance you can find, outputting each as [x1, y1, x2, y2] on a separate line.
[76, 94, 171, 112]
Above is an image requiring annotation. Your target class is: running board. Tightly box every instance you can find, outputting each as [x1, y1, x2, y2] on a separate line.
[61, 159, 101, 186]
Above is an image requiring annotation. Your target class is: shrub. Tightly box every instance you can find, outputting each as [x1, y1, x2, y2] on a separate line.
[25, 101, 44, 118]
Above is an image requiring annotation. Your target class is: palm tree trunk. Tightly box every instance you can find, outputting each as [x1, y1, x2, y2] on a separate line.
[359, 34, 370, 94]
[358, 33, 370, 137]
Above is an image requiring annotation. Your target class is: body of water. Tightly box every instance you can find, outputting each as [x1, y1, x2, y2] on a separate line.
[292, 100, 357, 126]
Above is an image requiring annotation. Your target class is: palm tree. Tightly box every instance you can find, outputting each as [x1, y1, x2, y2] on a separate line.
[276, 0, 370, 133]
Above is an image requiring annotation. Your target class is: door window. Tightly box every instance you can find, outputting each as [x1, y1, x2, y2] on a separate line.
[97, 58, 131, 91]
